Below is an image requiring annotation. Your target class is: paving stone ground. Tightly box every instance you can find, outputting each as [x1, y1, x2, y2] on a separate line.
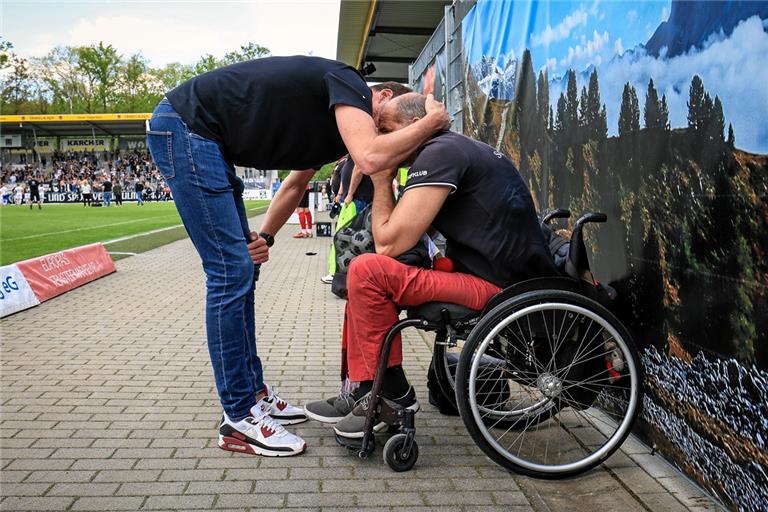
[1, 213, 725, 511]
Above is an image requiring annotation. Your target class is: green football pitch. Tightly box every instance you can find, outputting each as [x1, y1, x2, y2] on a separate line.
[0, 200, 270, 266]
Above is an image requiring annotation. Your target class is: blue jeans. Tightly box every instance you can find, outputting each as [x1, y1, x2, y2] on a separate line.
[136, 191, 143, 204]
[147, 98, 263, 420]
[103, 191, 112, 206]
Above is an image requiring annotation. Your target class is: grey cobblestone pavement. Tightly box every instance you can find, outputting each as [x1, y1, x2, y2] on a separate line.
[1, 213, 724, 511]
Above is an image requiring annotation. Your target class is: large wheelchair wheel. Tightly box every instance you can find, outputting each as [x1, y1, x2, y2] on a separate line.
[455, 290, 642, 479]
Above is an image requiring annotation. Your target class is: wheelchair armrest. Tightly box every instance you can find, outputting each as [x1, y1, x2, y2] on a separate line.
[567, 212, 607, 281]
[542, 208, 571, 225]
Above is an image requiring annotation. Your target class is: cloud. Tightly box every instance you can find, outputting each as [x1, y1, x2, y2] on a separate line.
[627, 10, 638, 24]
[530, 8, 588, 47]
[560, 30, 610, 68]
[614, 38, 624, 55]
[549, 16, 768, 154]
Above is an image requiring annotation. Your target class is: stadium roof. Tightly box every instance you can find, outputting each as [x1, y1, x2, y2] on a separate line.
[336, 0, 451, 84]
[0, 113, 150, 138]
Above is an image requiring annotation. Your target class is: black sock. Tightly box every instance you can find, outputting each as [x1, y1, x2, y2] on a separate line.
[355, 365, 411, 400]
[382, 365, 411, 398]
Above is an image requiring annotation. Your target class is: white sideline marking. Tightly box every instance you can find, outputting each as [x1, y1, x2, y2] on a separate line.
[4, 218, 174, 242]
[103, 224, 183, 245]
[107, 251, 138, 256]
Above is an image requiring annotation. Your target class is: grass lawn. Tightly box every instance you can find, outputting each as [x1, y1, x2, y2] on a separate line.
[0, 200, 270, 265]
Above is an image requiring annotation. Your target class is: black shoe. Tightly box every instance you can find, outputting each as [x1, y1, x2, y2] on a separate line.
[333, 387, 419, 439]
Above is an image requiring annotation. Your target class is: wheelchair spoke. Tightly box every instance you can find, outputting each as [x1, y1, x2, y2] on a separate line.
[463, 298, 640, 476]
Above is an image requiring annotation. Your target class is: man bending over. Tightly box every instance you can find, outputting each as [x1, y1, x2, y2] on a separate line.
[304, 93, 557, 438]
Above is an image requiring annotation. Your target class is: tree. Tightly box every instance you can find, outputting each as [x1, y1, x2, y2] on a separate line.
[709, 96, 725, 145]
[0, 53, 33, 113]
[223, 42, 270, 65]
[660, 94, 670, 130]
[0, 36, 14, 70]
[644, 78, 661, 129]
[585, 69, 603, 139]
[687, 75, 705, 131]
[155, 62, 195, 91]
[536, 69, 549, 143]
[578, 86, 588, 128]
[727, 123, 735, 149]
[38, 46, 88, 113]
[77, 42, 121, 112]
[555, 93, 567, 133]
[618, 83, 640, 137]
[515, 49, 537, 153]
[565, 70, 579, 134]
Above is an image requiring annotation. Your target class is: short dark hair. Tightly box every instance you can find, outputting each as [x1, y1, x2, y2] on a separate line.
[371, 81, 412, 98]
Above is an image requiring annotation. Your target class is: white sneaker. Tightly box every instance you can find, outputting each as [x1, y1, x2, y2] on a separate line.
[320, 274, 334, 284]
[218, 412, 306, 456]
[258, 385, 307, 425]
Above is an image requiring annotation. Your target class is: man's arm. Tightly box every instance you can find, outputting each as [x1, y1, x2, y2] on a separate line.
[259, 169, 315, 236]
[369, 172, 451, 257]
[335, 94, 450, 175]
[344, 165, 363, 205]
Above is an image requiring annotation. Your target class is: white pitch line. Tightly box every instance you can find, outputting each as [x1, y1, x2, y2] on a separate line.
[102, 224, 183, 245]
[4, 217, 175, 242]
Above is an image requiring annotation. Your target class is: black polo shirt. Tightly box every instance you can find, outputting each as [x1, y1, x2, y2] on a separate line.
[166, 56, 372, 169]
[402, 131, 557, 287]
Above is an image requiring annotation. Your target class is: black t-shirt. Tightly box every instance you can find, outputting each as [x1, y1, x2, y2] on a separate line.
[166, 56, 373, 169]
[402, 131, 557, 288]
[28, 179, 39, 193]
[103, 180, 112, 192]
[339, 157, 374, 203]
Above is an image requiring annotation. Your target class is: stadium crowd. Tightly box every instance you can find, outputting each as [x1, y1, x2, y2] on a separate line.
[0, 149, 171, 205]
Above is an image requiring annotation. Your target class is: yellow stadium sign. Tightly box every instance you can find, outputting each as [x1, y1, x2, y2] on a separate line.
[0, 113, 151, 123]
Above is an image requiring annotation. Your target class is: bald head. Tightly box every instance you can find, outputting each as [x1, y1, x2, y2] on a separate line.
[378, 92, 427, 134]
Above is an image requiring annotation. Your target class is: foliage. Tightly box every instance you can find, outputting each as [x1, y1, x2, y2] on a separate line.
[0, 38, 270, 114]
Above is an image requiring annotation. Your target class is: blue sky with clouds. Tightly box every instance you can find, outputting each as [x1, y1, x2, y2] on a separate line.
[464, 0, 671, 77]
[462, 0, 768, 153]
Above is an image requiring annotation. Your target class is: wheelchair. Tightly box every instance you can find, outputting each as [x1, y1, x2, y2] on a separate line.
[335, 209, 643, 477]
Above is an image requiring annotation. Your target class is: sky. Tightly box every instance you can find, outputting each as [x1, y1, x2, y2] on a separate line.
[463, 0, 672, 78]
[1, 0, 342, 66]
[461, 0, 768, 153]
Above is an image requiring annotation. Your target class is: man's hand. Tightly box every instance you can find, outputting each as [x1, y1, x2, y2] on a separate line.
[344, 194, 353, 206]
[247, 231, 269, 264]
[425, 94, 451, 131]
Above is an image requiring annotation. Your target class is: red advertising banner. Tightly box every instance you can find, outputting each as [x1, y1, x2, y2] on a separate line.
[15, 243, 116, 302]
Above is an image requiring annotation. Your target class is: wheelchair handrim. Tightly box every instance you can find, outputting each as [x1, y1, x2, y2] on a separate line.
[468, 301, 640, 474]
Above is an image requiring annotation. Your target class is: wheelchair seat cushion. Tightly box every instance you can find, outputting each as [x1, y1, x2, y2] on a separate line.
[407, 302, 480, 325]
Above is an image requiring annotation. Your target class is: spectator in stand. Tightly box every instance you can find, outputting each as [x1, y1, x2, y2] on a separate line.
[28, 176, 42, 210]
[113, 181, 123, 206]
[135, 180, 144, 205]
[102, 176, 113, 207]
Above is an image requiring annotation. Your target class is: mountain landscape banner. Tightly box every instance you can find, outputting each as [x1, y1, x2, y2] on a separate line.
[458, 1, 767, 509]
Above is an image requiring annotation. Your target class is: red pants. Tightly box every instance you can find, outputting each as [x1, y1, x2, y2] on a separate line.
[342, 253, 502, 381]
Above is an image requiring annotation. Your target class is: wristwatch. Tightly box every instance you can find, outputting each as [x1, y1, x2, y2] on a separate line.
[258, 232, 275, 247]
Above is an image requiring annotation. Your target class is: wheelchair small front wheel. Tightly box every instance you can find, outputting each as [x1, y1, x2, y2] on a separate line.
[383, 434, 419, 472]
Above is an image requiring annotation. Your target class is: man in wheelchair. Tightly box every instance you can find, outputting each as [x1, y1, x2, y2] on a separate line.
[304, 92, 558, 439]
